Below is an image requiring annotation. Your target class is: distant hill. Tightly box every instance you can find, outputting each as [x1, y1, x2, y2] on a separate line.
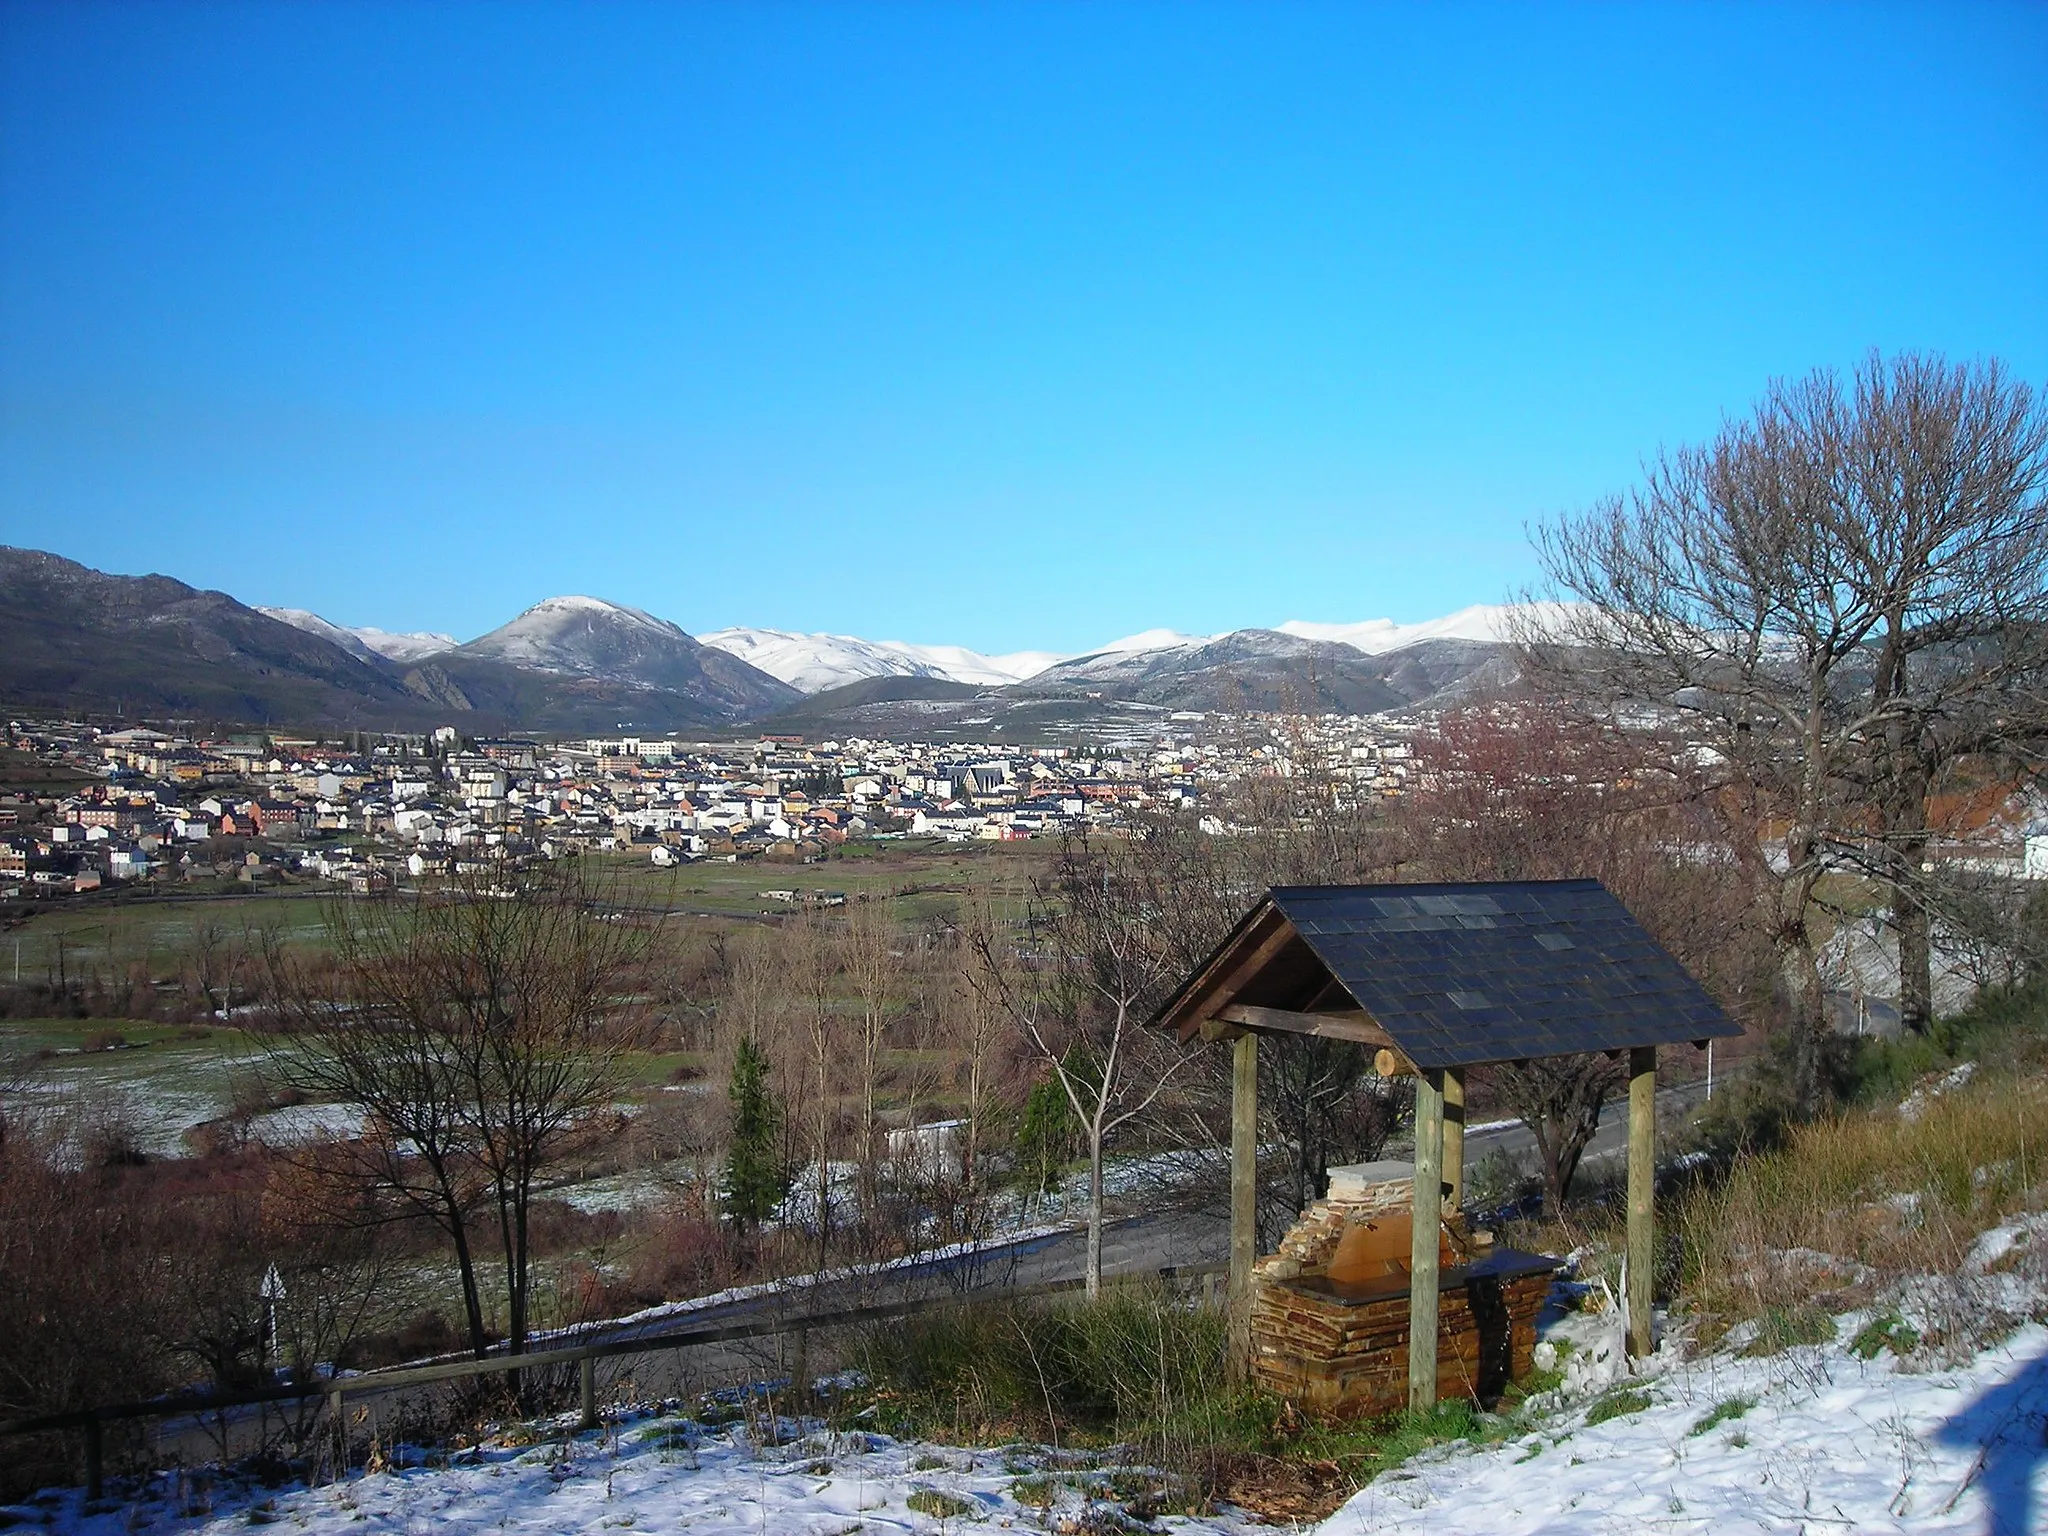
[1014, 630, 1515, 714]
[0, 547, 443, 728]
[0, 549, 797, 734]
[0, 545, 1521, 737]
[259, 606, 459, 663]
[746, 674, 987, 736]
[700, 626, 1062, 693]
[456, 596, 799, 718]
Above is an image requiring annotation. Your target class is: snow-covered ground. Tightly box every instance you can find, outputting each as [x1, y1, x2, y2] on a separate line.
[1326, 1314, 2048, 1535]
[27, 1290, 2046, 1536]
[29, 1415, 1257, 1536]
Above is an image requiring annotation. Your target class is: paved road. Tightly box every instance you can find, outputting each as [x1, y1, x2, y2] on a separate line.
[137, 1208, 1231, 1470]
[1455, 1076, 1720, 1176]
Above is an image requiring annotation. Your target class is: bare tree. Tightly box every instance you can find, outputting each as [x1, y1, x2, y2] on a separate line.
[266, 854, 648, 1360]
[840, 896, 897, 1219]
[951, 894, 1017, 1195]
[785, 909, 842, 1265]
[972, 837, 1198, 1296]
[1518, 353, 2048, 1087]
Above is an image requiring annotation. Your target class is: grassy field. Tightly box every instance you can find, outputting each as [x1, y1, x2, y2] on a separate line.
[1, 890, 334, 978]
[1, 1017, 266, 1156]
[0, 839, 1049, 1162]
[596, 837, 1047, 921]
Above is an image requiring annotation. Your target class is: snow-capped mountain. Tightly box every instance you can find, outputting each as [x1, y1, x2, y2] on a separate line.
[258, 607, 458, 664]
[457, 596, 697, 679]
[350, 625, 462, 662]
[453, 596, 799, 713]
[256, 586, 1541, 715]
[1276, 603, 1528, 653]
[700, 627, 1063, 694]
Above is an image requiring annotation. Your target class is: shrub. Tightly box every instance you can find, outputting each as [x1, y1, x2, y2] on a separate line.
[1689, 1396, 1754, 1436]
[905, 1488, 975, 1519]
[1741, 1304, 1836, 1356]
[857, 1280, 1230, 1441]
[1677, 1065, 2048, 1346]
[1849, 1312, 1920, 1360]
[1585, 1387, 1652, 1425]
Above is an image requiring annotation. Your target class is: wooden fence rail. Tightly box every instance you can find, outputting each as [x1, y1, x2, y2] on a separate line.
[4, 1262, 1225, 1500]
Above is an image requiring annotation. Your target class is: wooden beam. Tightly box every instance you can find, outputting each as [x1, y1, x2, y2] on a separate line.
[1374, 1046, 1419, 1079]
[1626, 1045, 1656, 1360]
[1212, 1003, 1398, 1050]
[1441, 1066, 1466, 1216]
[1228, 1033, 1259, 1379]
[1408, 1067, 1444, 1413]
[1166, 907, 1300, 1039]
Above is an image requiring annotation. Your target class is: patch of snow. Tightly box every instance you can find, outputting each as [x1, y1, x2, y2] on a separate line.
[1966, 1213, 2048, 1276]
[1276, 602, 1542, 653]
[43, 1412, 1257, 1535]
[258, 607, 458, 663]
[1323, 1317, 2048, 1535]
[699, 627, 1064, 693]
[1901, 1061, 1977, 1122]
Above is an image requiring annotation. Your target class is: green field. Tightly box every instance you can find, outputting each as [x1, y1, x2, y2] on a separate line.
[1, 1017, 266, 1156]
[595, 837, 1046, 921]
[1, 890, 334, 978]
[0, 839, 1046, 1160]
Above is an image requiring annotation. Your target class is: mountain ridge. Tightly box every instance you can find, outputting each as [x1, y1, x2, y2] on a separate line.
[0, 546, 1522, 733]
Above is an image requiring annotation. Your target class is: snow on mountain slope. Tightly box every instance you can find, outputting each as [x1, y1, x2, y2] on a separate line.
[457, 595, 689, 674]
[1093, 626, 1213, 656]
[1277, 602, 1567, 653]
[701, 627, 1062, 693]
[257, 607, 458, 664]
[451, 596, 798, 713]
[352, 626, 461, 662]
[1278, 603, 1520, 652]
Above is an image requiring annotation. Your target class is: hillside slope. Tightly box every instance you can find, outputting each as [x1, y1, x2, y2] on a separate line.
[0, 548, 438, 728]
[0, 550, 796, 733]
[458, 597, 798, 718]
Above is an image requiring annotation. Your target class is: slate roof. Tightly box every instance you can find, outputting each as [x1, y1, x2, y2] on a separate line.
[1160, 879, 1740, 1070]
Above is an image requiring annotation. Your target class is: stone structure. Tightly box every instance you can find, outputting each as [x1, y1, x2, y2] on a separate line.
[1248, 1161, 1555, 1417]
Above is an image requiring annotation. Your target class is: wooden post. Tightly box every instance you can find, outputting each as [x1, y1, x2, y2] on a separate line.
[579, 1355, 598, 1431]
[1227, 1031, 1258, 1378]
[1441, 1066, 1466, 1216]
[1626, 1045, 1656, 1359]
[328, 1387, 345, 1473]
[1407, 1067, 1444, 1414]
[82, 1416, 103, 1501]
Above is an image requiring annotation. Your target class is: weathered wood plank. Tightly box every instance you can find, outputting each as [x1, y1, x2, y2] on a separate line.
[1166, 905, 1299, 1039]
[1408, 1068, 1444, 1412]
[1213, 1003, 1398, 1050]
[1442, 1066, 1467, 1214]
[1627, 1045, 1656, 1358]
[1229, 1031, 1259, 1379]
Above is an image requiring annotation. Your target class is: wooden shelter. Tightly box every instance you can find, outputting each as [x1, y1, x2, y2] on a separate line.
[1153, 879, 1741, 1411]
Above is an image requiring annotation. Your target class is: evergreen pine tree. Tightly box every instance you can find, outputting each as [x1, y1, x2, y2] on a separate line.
[723, 1036, 785, 1229]
[1016, 1056, 1083, 1195]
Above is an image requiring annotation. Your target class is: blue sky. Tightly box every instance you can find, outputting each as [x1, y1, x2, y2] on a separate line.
[2, 3, 2043, 654]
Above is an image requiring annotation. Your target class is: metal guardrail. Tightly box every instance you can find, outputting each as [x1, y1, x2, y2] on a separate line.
[4, 1261, 1226, 1499]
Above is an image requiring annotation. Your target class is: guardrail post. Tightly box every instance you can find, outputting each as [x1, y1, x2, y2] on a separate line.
[579, 1356, 597, 1431]
[83, 1416, 103, 1500]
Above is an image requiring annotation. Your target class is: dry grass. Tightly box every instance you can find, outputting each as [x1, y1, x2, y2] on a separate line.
[1678, 1070, 2048, 1355]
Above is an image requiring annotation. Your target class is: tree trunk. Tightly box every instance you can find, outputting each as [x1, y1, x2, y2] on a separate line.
[448, 1216, 490, 1360]
[1539, 1132, 1566, 1218]
[1085, 1122, 1105, 1299]
[1895, 850, 1934, 1035]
